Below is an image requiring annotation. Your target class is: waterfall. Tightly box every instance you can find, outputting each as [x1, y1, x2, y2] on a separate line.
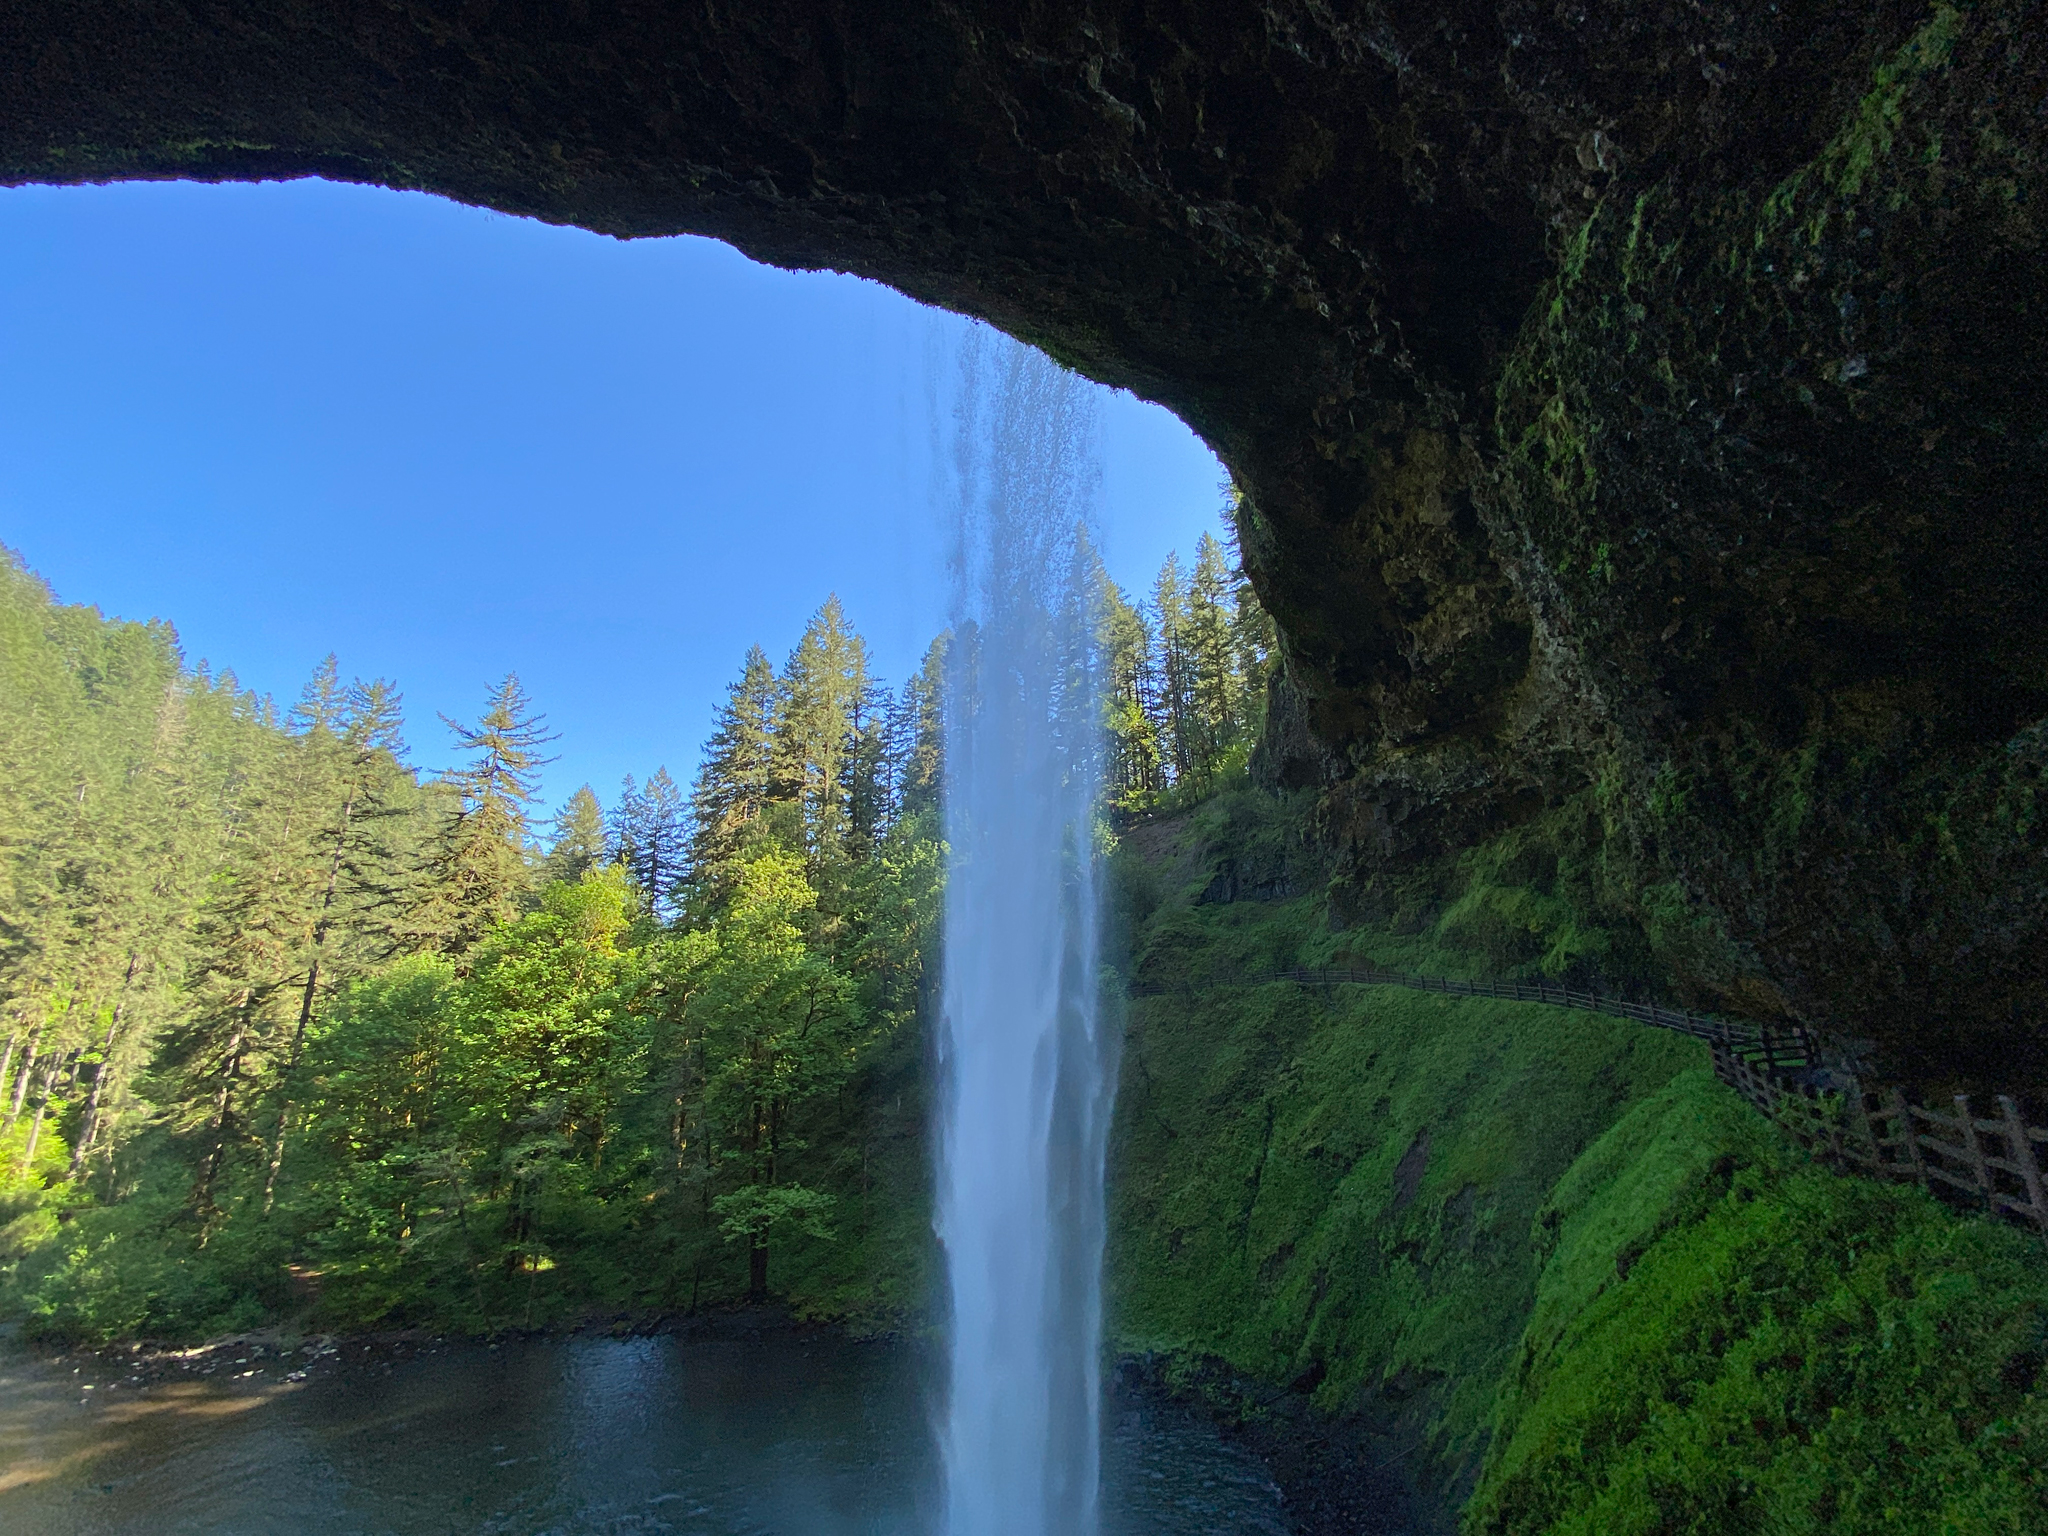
[935, 335, 1117, 1536]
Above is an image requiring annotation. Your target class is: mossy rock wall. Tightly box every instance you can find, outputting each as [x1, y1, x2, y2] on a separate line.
[1476, 3, 2048, 1087]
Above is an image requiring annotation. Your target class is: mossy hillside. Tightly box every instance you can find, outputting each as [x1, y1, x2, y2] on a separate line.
[1108, 786, 2048, 1530]
[1105, 788, 1706, 1501]
[1473, 1070, 2048, 1534]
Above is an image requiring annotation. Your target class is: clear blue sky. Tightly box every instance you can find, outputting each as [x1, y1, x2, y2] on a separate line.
[0, 179, 1225, 814]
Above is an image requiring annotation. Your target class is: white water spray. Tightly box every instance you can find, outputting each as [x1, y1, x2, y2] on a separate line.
[936, 336, 1117, 1536]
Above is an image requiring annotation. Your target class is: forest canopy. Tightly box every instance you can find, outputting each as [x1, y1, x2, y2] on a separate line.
[0, 516, 1270, 1338]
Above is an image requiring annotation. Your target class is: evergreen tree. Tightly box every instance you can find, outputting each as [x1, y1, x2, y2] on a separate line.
[172, 701, 334, 1223]
[686, 646, 782, 904]
[1226, 519, 1278, 741]
[1183, 532, 1241, 786]
[415, 675, 554, 956]
[631, 768, 688, 919]
[773, 597, 871, 870]
[883, 635, 947, 823]
[608, 773, 645, 879]
[543, 786, 608, 885]
[842, 675, 890, 859]
[1149, 551, 1198, 785]
[1092, 556, 1162, 808]
[257, 668, 413, 1208]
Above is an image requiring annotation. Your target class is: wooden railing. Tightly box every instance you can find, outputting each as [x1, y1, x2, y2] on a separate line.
[1130, 964, 2048, 1236]
[1715, 1049, 2048, 1235]
[1130, 964, 1817, 1071]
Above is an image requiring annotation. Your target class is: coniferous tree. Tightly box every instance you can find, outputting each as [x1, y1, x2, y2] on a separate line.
[1092, 559, 1162, 808]
[258, 668, 412, 1208]
[1149, 552, 1199, 785]
[174, 697, 337, 1223]
[686, 646, 782, 906]
[773, 597, 871, 870]
[631, 768, 688, 919]
[608, 773, 645, 880]
[883, 635, 947, 823]
[1183, 532, 1241, 786]
[842, 675, 890, 859]
[543, 786, 608, 885]
[1226, 520, 1278, 742]
[0, 547, 981, 1336]
[415, 675, 554, 957]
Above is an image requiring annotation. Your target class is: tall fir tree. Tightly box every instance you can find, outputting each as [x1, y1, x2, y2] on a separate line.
[882, 635, 947, 824]
[686, 646, 782, 900]
[608, 773, 645, 879]
[257, 667, 412, 1209]
[772, 596, 871, 871]
[543, 786, 608, 885]
[629, 768, 688, 918]
[415, 675, 554, 957]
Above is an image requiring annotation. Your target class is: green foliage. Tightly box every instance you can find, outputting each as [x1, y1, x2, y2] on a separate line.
[542, 785, 608, 885]
[1471, 1071, 2048, 1535]
[1, 553, 944, 1341]
[1095, 509, 1274, 811]
[1108, 787, 2048, 1528]
[713, 1182, 836, 1244]
[413, 674, 554, 954]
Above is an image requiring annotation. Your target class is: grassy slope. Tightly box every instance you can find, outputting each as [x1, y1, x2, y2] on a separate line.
[1108, 787, 2048, 1531]
[1106, 788, 1704, 1503]
[1474, 1070, 2048, 1534]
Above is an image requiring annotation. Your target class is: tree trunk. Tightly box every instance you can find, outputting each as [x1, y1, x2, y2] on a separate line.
[17, 1052, 62, 1171]
[748, 1239, 768, 1302]
[4, 1020, 44, 1132]
[261, 795, 354, 1214]
[194, 1003, 251, 1228]
[70, 956, 140, 1180]
[442, 1155, 489, 1318]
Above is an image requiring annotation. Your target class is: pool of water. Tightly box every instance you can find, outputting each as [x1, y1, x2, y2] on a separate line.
[0, 1332, 1289, 1535]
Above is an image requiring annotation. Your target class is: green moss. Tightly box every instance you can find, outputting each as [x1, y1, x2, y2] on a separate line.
[1472, 1072, 2048, 1534]
[1823, 4, 1961, 200]
[1108, 794, 1703, 1493]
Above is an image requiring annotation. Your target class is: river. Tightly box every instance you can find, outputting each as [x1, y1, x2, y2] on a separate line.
[0, 1331, 1290, 1534]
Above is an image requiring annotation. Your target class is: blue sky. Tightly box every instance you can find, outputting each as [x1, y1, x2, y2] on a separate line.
[0, 179, 1225, 814]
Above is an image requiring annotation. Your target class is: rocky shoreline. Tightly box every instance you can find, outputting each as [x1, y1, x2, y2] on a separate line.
[1110, 1353, 1456, 1536]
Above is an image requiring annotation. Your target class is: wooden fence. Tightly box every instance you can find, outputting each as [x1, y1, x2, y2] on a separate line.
[1134, 965, 1817, 1070]
[1715, 1047, 2048, 1235]
[1132, 964, 2048, 1237]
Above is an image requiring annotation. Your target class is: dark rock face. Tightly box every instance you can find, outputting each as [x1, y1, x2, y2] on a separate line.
[4, 1, 2042, 1081]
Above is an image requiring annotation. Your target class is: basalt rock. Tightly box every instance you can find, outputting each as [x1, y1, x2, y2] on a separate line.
[3, 1, 2042, 1083]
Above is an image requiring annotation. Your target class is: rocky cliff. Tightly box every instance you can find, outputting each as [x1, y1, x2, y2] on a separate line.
[3, 0, 2042, 1083]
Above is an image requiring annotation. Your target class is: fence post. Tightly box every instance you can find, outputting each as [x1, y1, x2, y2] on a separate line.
[1998, 1096, 2048, 1234]
[1955, 1094, 1996, 1211]
[1845, 1080, 1884, 1169]
[1884, 1088, 1926, 1187]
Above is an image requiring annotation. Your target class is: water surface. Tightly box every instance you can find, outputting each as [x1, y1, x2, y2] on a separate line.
[0, 1334, 1287, 1535]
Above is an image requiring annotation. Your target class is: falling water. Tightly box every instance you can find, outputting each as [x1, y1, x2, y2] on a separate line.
[936, 336, 1117, 1536]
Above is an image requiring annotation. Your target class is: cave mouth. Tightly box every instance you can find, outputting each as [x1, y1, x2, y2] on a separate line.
[0, 173, 1226, 812]
[7, 0, 2046, 1087]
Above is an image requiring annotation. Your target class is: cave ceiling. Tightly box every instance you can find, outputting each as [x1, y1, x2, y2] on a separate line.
[5, 0, 2045, 1082]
